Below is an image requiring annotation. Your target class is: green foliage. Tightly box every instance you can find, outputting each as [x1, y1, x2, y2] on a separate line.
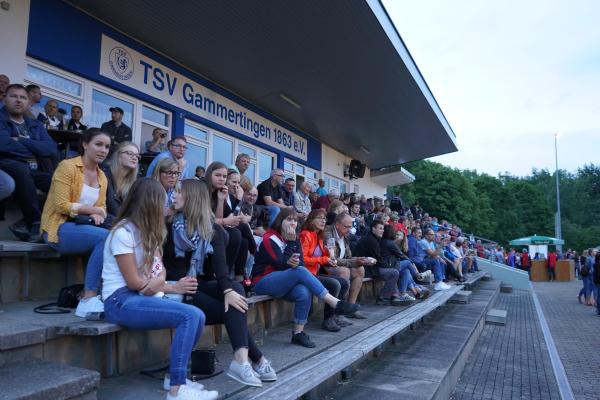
[390, 160, 599, 250]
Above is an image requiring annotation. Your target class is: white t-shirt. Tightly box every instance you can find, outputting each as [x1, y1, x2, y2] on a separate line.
[79, 184, 99, 207]
[101, 221, 144, 300]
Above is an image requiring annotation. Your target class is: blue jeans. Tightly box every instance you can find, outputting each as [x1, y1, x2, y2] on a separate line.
[423, 257, 445, 282]
[393, 259, 413, 292]
[45, 222, 108, 292]
[264, 205, 281, 228]
[0, 169, 15, 201]
[104, 287, 205, 386]
[254, 266, 328, 325]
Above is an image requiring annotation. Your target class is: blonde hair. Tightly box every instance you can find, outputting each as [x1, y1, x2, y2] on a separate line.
[180, 179, 214, 241]
[328, 199, 345, 214]
[109, 142, 139, 200]
[112, 178, 167, 274]
[151, 157, 179, 183]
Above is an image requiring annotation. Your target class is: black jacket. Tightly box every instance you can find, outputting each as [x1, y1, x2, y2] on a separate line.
[353, 233, 386, 277]
[100, 164, 120, 218]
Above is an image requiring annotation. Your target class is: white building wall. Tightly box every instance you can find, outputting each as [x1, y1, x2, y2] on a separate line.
[321, 144, 387, 199]
[0, 0, 30, 83]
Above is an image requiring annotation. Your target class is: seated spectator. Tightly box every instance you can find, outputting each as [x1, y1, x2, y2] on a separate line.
[194, 166, 205, 179]
[101, 142, 140, 218]
[316, 178, 327, 196]
[146, 136, 190, 180]
[353, 220, 404, 305]
[205, 162, 250, 279]
[0, 169, 15, 201]
[408, 227, 450, 291]
[348, 201, 366, 238]
[1, 84, 57, 242]
[66, 105, 87, 131]
[282, 177, 295, 207]
[101, 178, 218, 400]
[41, 128, 111, 317]
[300, 209, 351, 332]
[312, 188, 338, 211]
[294, 181, 312, 221]
[323, 212, 368, 319]
[37, 99, 64, 130]
[256, 168, 289, 227]
[443, 236, 466, 282]
[150, 157, 180, 216]
[144, 127, 167, 155]
[25, 84, 43, 119]
[0, 74, 9, 106]
[100, 106, 132, 151]
[163, 179, 276, 387]
[326, 199, 346, 225]
[242, 186, 268, 238]
[252, 208, 358, 348]
[394, 229, 432, 286]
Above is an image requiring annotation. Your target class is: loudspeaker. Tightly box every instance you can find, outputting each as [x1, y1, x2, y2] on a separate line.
[349, 159, 365, 178]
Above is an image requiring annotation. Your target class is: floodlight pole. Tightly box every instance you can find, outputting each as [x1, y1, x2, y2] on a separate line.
[554, 133, 562, 251]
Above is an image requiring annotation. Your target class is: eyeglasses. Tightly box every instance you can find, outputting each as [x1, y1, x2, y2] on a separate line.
[171, 144, 188, 149]
[120, 150, 141, 160]
[341, 224, 353, 229]
[161, 170, 181, 177]
[314, 217, 326, 221]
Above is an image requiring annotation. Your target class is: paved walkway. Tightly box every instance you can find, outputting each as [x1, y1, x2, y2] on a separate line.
[452, 290, 560, 400]
[534, 280, 600, 400]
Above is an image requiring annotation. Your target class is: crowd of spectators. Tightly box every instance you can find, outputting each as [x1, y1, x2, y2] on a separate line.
[1, 75, 485, 400]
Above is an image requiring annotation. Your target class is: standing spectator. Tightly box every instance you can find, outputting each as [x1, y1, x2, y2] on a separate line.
[521, 249, 531, 272]
[0, 74, 9, 106]
[102, 142, 140, 218]
[41, 128, 111, 317]
[294, 181, 312, 221]
[252, 208, 358, 348]
[194, 166, 205, 179]
[256, 168, 288, 227]
[146, 136, 190, 180]
[548, 250, 557, 281]
[37, 99, 64, 130]
[0, 84, 57, 242]
[593, 253, 600, 315]
[316, 178, 327, 196]
[282, 177, 295, 208]
[144, 127, 167, 155]
[66, 105, 87, 131]
[100, 106, 132, 150]
[312, 188, 338, 211]
[25, 84, 42, 119]
[101, 178, 219, 400]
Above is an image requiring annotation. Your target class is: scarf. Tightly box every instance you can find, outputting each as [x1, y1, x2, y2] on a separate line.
[172, 213, 213, 277]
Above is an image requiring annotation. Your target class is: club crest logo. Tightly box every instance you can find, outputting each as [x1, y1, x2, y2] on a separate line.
[109, 47, 134, 80]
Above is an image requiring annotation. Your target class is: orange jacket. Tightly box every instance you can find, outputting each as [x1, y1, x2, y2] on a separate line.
[299, 230, 330, 275]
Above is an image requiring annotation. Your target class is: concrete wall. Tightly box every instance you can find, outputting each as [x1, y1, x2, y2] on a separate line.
[476, 257, 530, 291]
[0, 0, 30, 83]
[321, 144, 387, 198]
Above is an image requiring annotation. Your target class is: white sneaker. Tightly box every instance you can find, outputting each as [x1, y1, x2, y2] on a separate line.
[75, 296, 104, 318]
[434, 282, 451, 291]
[163, 375, 204, 391]
[441, 282, 452, 290]
[226, 360, 263, 387]
[165, 385, 218, 400]
[253, 358, 277, 382]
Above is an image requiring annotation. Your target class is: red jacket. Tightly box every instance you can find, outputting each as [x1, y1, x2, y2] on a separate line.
[299, 230, 330, 275]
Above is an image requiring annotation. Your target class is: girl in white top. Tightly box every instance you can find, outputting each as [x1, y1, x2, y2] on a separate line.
[102, 178, 218, 400]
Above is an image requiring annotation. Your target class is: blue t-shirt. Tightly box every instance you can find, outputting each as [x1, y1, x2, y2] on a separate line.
[316, 187, 328, 196]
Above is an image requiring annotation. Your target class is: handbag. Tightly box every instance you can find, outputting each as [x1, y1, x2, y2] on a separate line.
[191, 349, 222, 379]
[71, 214, 114, 229]
[34, 284, 84, 314]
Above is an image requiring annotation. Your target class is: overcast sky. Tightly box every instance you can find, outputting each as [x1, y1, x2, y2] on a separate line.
[383, 0, 600, 177]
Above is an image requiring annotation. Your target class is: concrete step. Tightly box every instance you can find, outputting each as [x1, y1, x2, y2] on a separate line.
[450, 290, 472, 304]
[326, 278, 501, 400]
[486, 309, 508, 326]
[500, 283, 513, 293]
[0, 360, 100, 400]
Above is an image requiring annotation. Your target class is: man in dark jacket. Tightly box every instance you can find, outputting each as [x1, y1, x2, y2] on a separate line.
[100, 106, 132, 153]
[0, 84, 57, 242]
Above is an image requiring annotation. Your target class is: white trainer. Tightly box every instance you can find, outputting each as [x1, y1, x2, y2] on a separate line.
[226, 361, 263, 387]
[165, 384, 218, 400]
[253, 358, 277, 382]
[75, 296, 104, 318]
[434, 282, 450, 291]
[163, 375, 204, 391]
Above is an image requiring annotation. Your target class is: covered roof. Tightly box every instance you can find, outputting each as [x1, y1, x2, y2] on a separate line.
[66, 0, 457, 170]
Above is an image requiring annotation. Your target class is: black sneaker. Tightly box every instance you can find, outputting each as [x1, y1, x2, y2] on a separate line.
[291, 331, 316, 348]
[27, 222, 43, 243]
[375, 297, 389, 305]
[334, 300, 359, 315]
[321, 317, 341, 332]
[9, 219, 30, 241]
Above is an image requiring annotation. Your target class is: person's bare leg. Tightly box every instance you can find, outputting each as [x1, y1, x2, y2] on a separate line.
[348, 267, 365, 304]
[233, 347, 249, 364]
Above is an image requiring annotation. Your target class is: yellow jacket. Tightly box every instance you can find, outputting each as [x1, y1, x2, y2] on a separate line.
[41, 156, 107, 243]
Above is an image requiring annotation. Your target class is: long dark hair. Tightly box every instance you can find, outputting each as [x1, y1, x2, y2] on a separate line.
[382, 224, 396, 240]
[205, 161, 228, 194]
[301, 209, 327, 239]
